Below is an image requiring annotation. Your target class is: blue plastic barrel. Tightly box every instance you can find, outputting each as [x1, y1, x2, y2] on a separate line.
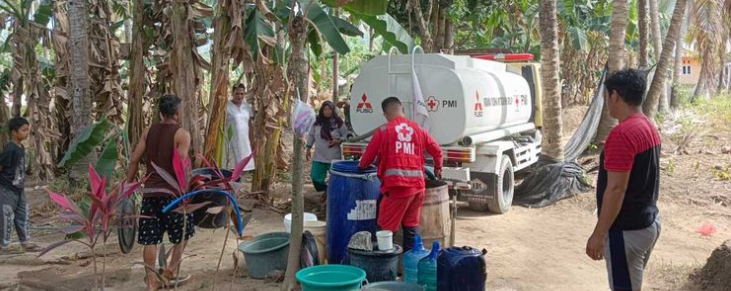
[437, 246, 487, 291]
[327, 160, 381, 264]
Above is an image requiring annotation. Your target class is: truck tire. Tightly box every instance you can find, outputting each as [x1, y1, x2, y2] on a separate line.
[486, 155, 514, 214]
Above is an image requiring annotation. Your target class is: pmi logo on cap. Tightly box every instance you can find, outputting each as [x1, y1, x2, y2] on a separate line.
[356, 94, 373, 113]
[474, 91, 483, 117]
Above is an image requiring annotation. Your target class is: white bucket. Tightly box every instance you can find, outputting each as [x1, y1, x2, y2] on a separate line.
[284, 212, 318, 233]
[376, 230, 394, 251]
[303, 220, 327, 264]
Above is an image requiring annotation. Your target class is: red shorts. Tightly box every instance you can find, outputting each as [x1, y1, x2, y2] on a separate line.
[377, 191, 425, 232]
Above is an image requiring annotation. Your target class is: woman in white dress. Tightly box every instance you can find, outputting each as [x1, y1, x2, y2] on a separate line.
[224, 84, 255, 171]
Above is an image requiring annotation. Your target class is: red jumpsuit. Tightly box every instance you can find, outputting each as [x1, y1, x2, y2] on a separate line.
[358, 116, 443, 232]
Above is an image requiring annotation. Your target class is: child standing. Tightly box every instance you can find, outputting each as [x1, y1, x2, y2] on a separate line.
[306, 101, 348, 201]
[0, 117, 40, 254]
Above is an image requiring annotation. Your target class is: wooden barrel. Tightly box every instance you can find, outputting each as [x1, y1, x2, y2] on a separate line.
[395, 180, 452, 249]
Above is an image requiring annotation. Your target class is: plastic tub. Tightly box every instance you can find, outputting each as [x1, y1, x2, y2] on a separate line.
[348, 245, 403, 283]
[238, 232, 290, 279]
[284, 212, 318, 233]
[362, 281, 424, 290]
[297, 265, 366, 291]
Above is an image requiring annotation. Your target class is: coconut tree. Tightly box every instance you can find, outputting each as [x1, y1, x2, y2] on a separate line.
[638, 0, 649, 67]
[670, 0, 690, 109]
[643, 0, 690, 118]
[688, 0, 723, 101]
[539, 0, 564, 161]
[594, 0, 629, 144]
[68, 0, 93, 133]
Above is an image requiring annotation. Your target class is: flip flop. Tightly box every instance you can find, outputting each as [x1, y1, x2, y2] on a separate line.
[165, 274, 191, 287]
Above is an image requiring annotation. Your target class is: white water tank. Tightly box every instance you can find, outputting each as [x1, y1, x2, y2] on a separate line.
[349, 54, 534, 145]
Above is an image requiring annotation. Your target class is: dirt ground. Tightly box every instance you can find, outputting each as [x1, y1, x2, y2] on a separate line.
[1, 106, 730, 291]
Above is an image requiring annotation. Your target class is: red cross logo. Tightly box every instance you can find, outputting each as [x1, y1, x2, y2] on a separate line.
[395, 123, 414, 142]
[426, 96, 439, 112]
[515, 96, 520, 106]
[357, 94, 372, 109]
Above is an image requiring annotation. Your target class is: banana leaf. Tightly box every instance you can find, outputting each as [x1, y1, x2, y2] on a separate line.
[58, 118, 114, 169]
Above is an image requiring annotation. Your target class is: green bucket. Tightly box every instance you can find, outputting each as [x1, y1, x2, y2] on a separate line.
[239, 232, 290, 279]
[296, 265, 366, 291]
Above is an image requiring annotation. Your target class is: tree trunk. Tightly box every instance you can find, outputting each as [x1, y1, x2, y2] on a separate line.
[539, 0, 564, 161]
[670, 2, 688, 109]
[89, 0, 125, 125]
[444, 18, 454, 54]
[638, 0, 649, 67]
[643, 0, 689, 118]
[68, 0, 92, 133]
[171, 1, 202, 155]
[204, 0, 237, 164]
[717, 34, 728, 93]
[649, 0, 670, 113]
[332, 8, 339, 102]
[409, 0, 433, 52]
[594, 0, 629, 144]
[281, 7, 308, 291]
[435, 7, 446, 52]
[127, 0, 147, 150]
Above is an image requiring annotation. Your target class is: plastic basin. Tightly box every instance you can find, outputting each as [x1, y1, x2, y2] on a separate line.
[239, 232, 290, 279]
[362, 281, 425, 291]
[348, 245, 403, 283]
[296, 265, 366, 291]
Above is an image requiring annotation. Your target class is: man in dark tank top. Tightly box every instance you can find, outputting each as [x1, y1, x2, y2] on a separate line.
[126, 94, 193, 290]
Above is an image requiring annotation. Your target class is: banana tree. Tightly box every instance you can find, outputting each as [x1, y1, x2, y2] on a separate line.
[0, 0, 56, 179]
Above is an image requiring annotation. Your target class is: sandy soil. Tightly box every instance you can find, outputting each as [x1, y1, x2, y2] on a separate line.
[1, 107, 729, 291]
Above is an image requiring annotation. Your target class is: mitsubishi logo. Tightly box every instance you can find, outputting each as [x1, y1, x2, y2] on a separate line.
[356, 94, 373, 113]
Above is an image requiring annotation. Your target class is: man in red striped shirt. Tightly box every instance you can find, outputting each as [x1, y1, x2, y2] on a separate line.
[586, 69, 662, 291]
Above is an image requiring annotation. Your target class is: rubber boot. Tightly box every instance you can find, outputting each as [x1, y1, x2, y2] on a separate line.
[402, 226, 420, 253]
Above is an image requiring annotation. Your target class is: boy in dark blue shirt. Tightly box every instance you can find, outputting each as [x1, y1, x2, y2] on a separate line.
[0, 117, 40, 254]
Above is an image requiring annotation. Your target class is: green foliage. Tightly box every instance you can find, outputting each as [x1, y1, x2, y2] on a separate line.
[323, 0, 389, 16]
[356, 14, 414, 53]
[244, 9, 275, 61]
[302, 2, 351, 55]
[58, 118, 121, 179]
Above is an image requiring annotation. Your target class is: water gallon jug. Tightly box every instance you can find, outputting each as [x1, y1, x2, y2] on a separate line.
[437, 246, 487, 291]
[417, 241, 440, 291]
[327, 160, 380, 264]
[403, 235, 430, 283]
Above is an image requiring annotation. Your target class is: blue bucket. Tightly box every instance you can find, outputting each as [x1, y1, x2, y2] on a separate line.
[327, 160, 381, 264]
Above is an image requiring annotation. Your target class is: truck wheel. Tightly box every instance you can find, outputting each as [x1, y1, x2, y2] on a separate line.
[487, 155, 514, 214]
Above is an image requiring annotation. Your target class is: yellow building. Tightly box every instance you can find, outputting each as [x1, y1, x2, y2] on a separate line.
[677, 56, 701, 85]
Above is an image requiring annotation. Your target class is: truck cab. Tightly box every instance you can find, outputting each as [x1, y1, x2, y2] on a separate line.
[343, 52, 543, 214]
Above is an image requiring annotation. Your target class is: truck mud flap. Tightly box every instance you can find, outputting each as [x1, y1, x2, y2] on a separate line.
[461, 172, 497, 203]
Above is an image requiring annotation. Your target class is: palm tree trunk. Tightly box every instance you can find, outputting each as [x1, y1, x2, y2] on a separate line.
[539, 0, 564, 161]
[171, 1, 203, 154]
[649, 0, 670, 113]
[594, 0, 629, 144]
[644, 0, 690, 118]
[68, 0, 92, 133]
[670, 2, 689, 109]
[282, 6, 308, 291]
[445, 18, 454, 54]
[127, 0, 147, 150]
[717, 32, 728, 93]
[638, 0, 649, 67]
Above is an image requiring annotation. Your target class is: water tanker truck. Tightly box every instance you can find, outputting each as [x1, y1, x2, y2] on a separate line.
[343, 52, 544, 214]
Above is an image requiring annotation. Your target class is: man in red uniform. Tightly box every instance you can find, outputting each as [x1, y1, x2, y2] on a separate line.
[359, 97, 443, 252]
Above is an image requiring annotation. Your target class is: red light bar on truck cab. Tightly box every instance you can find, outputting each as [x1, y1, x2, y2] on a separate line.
[343, 143, 366, 158]
[473, 53, 534, 62]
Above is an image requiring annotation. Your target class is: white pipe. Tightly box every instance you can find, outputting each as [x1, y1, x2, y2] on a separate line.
[461, 123, 536, 146]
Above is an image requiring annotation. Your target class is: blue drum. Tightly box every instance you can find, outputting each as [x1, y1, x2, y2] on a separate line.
[326, 160, 381, 264]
